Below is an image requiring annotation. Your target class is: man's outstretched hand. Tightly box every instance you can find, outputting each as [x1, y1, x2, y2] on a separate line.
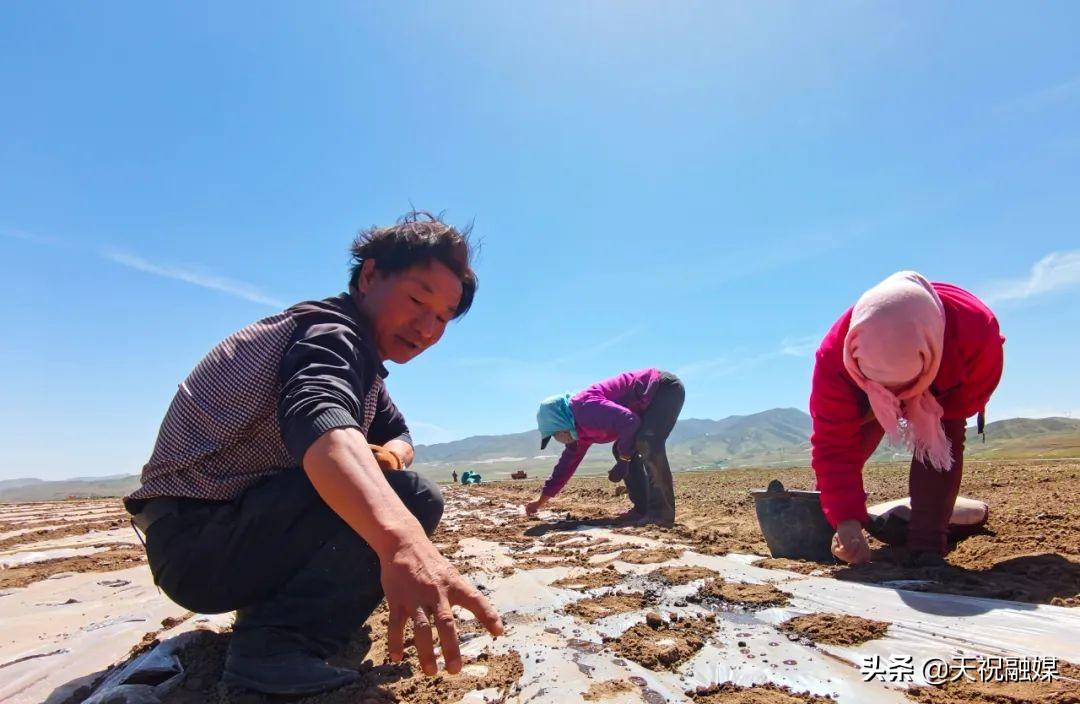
[302, 429, 502, 677]
[381, 534, 503, 676]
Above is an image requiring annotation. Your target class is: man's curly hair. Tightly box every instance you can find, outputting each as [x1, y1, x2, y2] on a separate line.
[348, 210, 478, 318]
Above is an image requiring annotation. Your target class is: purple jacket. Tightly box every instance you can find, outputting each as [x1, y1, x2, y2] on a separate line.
[541, 368, 661, 497]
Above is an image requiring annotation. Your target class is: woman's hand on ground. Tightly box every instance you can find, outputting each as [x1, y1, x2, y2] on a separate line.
[381, 536, 503, 676]
[524, 497, 546, 516]
[832, 520, 872, 564]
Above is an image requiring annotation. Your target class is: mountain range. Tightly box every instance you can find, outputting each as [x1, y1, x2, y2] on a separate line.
[2, 412, 1078, 501]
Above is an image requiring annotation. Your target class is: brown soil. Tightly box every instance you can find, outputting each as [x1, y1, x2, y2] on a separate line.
[126, 612, 196, 660]
[754, 558, 829, 575]
[430, 531, 462, 557]
[582, 678, 638, 700]
[834, 551, 1080, 607]
[499, 558, 553, 574]
[779, 613, 890, 646]
[0, 517, 129, 551]
[540, 531, 598, 546]
[562, 593, 648, 622]
[694, 579, 791, 608]
[0, 544, 146, 589]
[503, 540, 632, 572]
[450, 617, 489, 638]
[905, 665, 1080, 704]
[604, 615, 716, 671]
[17, 467, 1077, 702]
[550, 566, 625, 591]
[468, 461, 1080, 606]
[603, 547, 683, 565]
[473, 521, 538, 546]
[156, 609, 523, 704]
[528, 544, 620, 562]
[688, 682, 835, 703]
[650, 565, 720, 585]
[323, 649, 524, 704]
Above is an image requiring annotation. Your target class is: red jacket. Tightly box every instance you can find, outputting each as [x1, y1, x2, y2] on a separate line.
[810, 282, 1004, 527]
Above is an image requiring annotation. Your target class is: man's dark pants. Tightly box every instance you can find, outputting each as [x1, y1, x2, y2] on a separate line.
[624, 372, 686, 521]
[127, 469, 444, 659]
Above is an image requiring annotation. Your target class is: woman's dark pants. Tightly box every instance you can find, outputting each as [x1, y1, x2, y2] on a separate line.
[623, 372, 685, 521]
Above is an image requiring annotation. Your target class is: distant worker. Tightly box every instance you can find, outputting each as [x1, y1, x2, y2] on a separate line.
[810, 271, 1004, 567]
[524, 369, 685, 526]
[452, 470, 458, 483]
[123, 212, 502, 695]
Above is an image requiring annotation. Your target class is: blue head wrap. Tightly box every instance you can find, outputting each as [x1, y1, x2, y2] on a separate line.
[536, 393, 577, 448]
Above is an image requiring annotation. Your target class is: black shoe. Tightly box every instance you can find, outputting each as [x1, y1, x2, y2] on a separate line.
[906, 551, 947, 569]
[222, 650, 360, 695]
[635, 513, 675, 528]
[867, 514, 909, 547]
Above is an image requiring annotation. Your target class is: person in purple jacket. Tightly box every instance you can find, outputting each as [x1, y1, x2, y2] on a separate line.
[524, 368, 686, 526]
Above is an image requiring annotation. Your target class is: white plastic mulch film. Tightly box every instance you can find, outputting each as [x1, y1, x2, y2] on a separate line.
[4, 492, 1078, 703]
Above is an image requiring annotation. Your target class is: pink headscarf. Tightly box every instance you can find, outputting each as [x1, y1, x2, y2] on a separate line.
[843, 271, 953, 471]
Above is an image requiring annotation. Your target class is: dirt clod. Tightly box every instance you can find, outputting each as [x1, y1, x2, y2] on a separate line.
[582, 679, 638, 701]
[650, 565, 720, 585]
[689, 681, 834, 703]
[905, 671, 1080, 704]
[550, 569, 625, 591]
[607, 547, 683, 565]
[694, 579, 791, 608]
[779, 613, 890, 646]
[562, 593, 648, 622]
[605, 616, 715, 671]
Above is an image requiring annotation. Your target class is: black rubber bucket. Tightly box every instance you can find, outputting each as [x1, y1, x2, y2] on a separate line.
[749, 479, 836, 563]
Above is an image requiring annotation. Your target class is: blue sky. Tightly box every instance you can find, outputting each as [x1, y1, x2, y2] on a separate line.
[2, 2, 1078, 480]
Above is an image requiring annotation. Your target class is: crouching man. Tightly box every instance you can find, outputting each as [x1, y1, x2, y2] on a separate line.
[124, 212, 503, 695]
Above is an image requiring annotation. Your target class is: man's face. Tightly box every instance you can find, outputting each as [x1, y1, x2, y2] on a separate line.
[356, 259, 463, 364]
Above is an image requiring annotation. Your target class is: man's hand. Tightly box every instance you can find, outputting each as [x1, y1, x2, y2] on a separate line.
[369, 444, 403, 471]
[302, 429, 502, 677]
[382, 535, 503, 675]
[832, 519, 872, 564]
[382, 438, 414, 467]
[525, 496, 548, 516]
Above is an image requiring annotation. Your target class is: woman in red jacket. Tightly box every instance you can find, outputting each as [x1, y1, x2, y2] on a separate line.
[810, 271, 1004, 566]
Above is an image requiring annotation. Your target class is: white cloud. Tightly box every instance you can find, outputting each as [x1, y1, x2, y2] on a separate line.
[550, 326, 644, 365]
[998, 76, 1080, 115]
[677, 333, 820, 380]
[6, 227, 287, 308]
[982, 250, 1080, 303]
[452, 327, 647, 394]
[2, 228, 67, 247]
[104, 250, 287, 308]
[779, 334, 821, 357]
[674, 357, 750, 380]
[408, 420, 459, 445]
